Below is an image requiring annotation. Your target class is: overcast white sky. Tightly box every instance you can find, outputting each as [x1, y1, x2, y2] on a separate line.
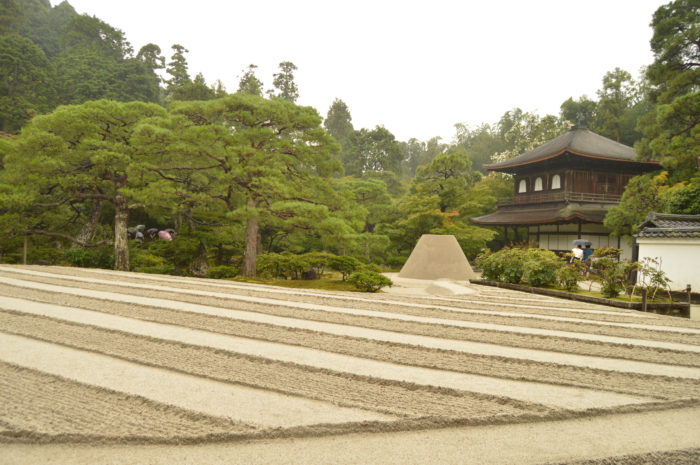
[57, 0, 667, 142]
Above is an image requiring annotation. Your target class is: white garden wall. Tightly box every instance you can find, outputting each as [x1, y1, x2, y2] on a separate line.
[636, 238, 700, 291]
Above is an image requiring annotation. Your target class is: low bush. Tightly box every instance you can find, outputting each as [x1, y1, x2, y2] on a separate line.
[130, 249, 174, 275]
[521, 248, 561, 287]
[328, 255, 363, 281]
[206, 265, 238, 279]
[347, 270, 393, 292]
[557, 260, 586, 291]
[385, 255, 407, 269]
[478, 247, 569, 289]
[257, 253, 311, 279]
[476, 247, 527, 284]
[62, 245, 114, 269]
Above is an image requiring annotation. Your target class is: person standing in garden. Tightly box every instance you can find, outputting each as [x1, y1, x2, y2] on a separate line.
[571, 245, 584, 263]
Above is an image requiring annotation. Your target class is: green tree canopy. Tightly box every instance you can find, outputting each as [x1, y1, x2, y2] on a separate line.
[0, 33, 54, 132]
[268, 61, 299, 102]
[4, 100, 168, 270]
[237, 64, 263, 96]
[636, 0, 699, 180]
[350, 126, 404, 176]
[165, 43, 191, 92]
[137, 94, 341, 276]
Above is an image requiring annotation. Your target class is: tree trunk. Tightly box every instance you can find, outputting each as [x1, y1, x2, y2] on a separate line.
[113, 195, 130, 271]
[190, 241, 209, 277]
[242, 198, 259, 277]
[72, 200, 102, 248]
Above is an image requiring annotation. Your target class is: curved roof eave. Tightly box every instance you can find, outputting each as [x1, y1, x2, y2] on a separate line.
[484, 150, 660, 172]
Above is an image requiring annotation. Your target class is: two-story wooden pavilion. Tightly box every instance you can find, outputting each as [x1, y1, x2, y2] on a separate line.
[471, 126, 659, 259]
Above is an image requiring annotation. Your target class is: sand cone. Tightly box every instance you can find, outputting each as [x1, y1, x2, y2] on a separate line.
[398, 234, 476, 281]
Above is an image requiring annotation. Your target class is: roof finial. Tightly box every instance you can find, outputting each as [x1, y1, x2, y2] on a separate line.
[571, 112, 587, 130]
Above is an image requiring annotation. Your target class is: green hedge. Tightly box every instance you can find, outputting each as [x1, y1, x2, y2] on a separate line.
[476, 247, 565, 288]
[347, 270, 393, 292]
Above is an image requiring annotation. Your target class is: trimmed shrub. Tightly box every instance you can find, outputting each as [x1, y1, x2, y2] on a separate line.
[130, 249, 174, 275]
[257, 253, 290, 278]
[62, 245, 114, 269]
[256, 253, 311, 280]
[206, 265, 238, 279]
[142, 236, 200, 275]
[385, 255, 407, 269]
[328, 255, 363, 281]
[476, 247, 526, 284]
[477, 247, 565, 287]
[347, 270, 393, 292]
[590, 247, 635, 298]
[521, 248, 561, 287]
[304, 252, 334, 278]
[557, 260, 586, 292]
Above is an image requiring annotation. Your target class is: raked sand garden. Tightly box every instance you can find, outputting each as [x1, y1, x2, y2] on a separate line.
[0, 265, 699, 464]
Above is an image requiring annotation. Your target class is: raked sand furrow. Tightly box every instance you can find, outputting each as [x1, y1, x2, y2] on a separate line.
[31, 265, 652, 319]
[3, 292, 699, 379]
[10, 266, 667, 326]
[0, 362, 256, 440]
[3, 292, 698, 401]
[29, 267, 697, 340]
[3, 279, 698, 369]
[0, 332, 395, 428]
[0, 297, 656, 409]
[0, 310, 554, 420]
[1, 270, 698, 353]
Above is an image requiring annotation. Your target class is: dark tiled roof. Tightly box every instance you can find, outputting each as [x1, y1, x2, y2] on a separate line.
[635, 213, 700, 238]
[471, 203, 609, 226]
[635, 227, 700, 238]
[484, 127, 659, 171]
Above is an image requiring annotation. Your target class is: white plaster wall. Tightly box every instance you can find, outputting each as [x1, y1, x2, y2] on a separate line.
[637, 238, 700, 291]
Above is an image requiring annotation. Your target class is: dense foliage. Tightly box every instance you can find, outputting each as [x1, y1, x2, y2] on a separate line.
[476, 247, 563, 288]
[1, 0, 698, 289]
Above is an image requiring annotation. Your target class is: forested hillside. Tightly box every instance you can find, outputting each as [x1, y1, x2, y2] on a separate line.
[0, 0, 697, 278]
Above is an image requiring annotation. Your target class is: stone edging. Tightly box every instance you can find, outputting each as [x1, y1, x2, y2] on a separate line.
[470, 280, 690, 318]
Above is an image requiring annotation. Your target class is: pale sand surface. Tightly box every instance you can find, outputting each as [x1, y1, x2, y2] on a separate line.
[2, 286, 698, 379]
[10, 266, 698, 335]
[5, 297, 696, 403]
[0, 333, 393, 428]
[0, 297, 652, 409]
[0, 265, 698, 462]
[2, 407, 698, 465]
[6, 279, 697, 370]
[4, 266, 660, 323]
[79, 266, 607, 310]
[2, 271, 698, 349]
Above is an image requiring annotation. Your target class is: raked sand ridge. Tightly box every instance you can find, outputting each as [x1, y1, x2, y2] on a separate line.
[0, 265, 698, 464]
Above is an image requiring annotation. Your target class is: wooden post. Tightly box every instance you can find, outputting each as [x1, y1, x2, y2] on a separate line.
[23, 235, 28, 265]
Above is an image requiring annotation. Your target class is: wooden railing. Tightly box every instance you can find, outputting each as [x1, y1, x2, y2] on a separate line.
[497, 191, 621, 206]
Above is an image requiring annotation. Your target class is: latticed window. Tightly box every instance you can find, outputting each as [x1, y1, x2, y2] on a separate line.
[551, 174, 561, 189]
[518, 179, 527, 193]
[534, 177, 543, 191]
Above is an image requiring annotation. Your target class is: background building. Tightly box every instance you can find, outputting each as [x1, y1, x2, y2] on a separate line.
[472, 127, 659, 259]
